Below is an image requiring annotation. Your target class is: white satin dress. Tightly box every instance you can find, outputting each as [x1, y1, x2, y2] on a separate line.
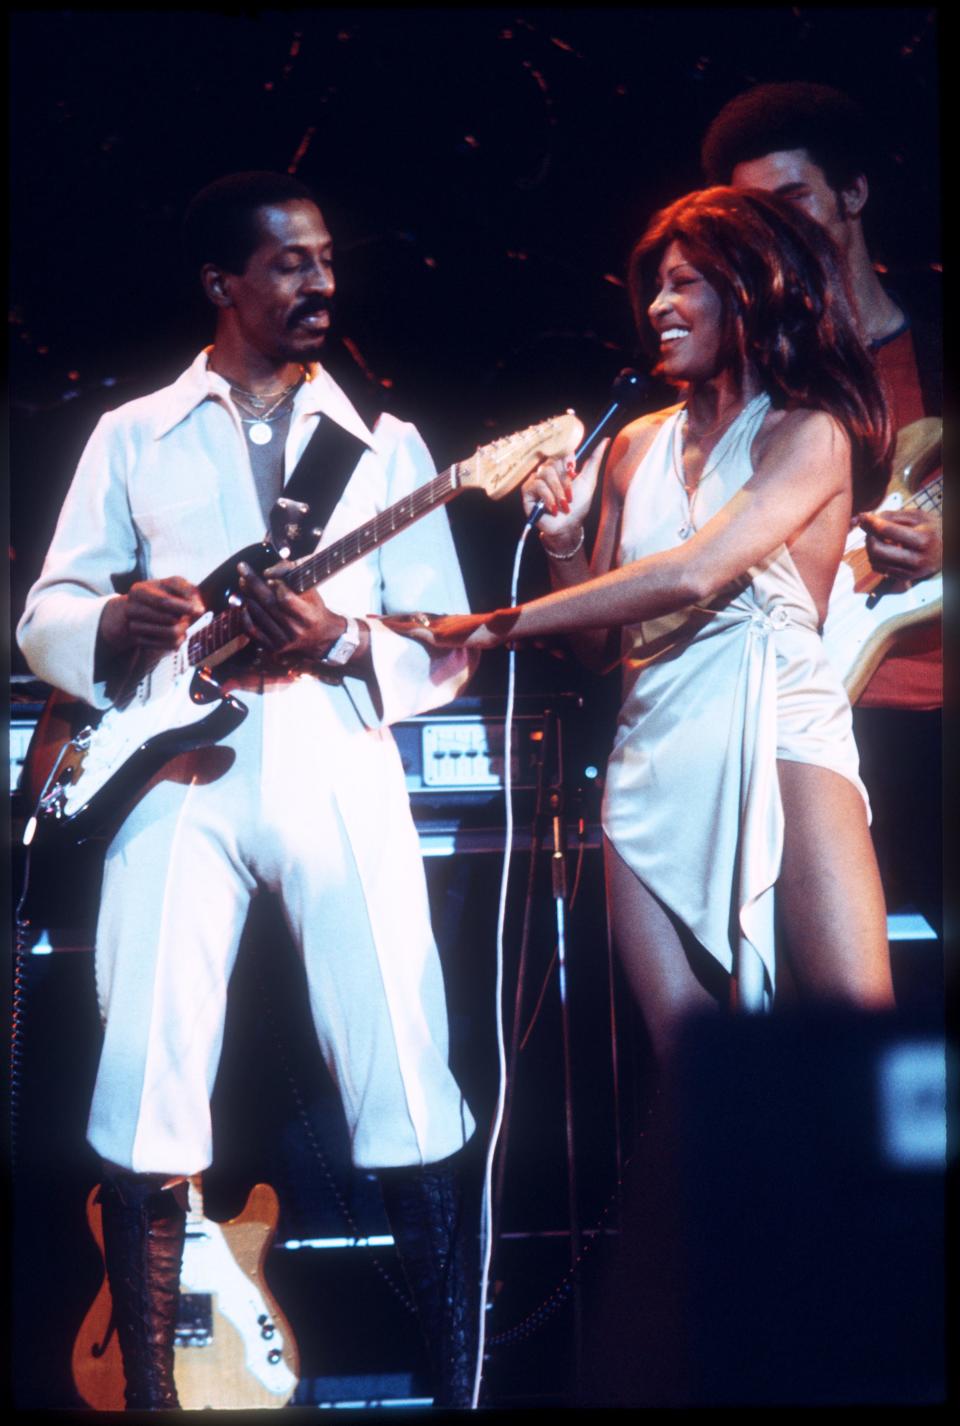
[601, 394, 869, 1010]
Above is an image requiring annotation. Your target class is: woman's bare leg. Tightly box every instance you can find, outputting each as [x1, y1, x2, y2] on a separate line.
[604, 836, 720, 1062]
[776, 759, 894, 1007]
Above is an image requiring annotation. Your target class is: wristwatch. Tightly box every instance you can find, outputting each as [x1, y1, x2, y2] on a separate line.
[320, 615, 361, 668]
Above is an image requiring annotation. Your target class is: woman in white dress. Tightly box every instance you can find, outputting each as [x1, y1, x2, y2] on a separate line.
[389, 187, 896, 1059]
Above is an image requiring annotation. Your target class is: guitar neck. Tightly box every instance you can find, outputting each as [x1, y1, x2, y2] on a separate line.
[185, 466, 461, 669]
[286, 465, 460, 594]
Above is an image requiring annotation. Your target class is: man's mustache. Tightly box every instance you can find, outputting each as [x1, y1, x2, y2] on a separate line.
[288, 296, 333, 327]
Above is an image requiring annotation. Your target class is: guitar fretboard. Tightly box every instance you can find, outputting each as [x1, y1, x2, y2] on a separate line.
[185, 467, 460, 669]
[911, 479, 943, 515]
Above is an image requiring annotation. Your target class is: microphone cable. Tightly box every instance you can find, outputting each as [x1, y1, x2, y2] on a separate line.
[471, 369, 651, 1408]
[471, 517, 534, 1409]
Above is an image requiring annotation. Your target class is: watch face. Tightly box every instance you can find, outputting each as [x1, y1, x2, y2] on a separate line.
[322, 619, 358, 666]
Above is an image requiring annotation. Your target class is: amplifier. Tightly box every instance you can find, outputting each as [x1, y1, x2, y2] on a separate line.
[9, 681, 602, 859]
[394, 694, 609, 854]
[9, 678, 47, 804]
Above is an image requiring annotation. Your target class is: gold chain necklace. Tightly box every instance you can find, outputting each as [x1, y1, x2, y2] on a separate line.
[672, 398, 759, 538]
[684, 402, 743, 449]
[228, 367, 305, 410]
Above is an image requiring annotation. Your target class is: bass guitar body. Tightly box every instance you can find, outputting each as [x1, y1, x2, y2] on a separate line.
[72, 1180, 299, 1411]
[822, 417, 942, 701]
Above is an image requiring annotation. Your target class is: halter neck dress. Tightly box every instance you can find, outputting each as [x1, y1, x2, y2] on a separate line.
[601, 394, 869, 1010]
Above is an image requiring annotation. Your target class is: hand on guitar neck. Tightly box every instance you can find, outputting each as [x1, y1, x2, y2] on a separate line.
[235, 561, 371, 671]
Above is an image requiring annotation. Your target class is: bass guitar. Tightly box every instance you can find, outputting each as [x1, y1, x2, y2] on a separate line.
[822, 416, 942, 701]
[72, 1177, 299, 1410]
[22, 411, 583, 846]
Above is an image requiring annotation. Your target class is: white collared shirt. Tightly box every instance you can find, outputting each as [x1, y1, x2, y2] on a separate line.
[17, 350, 474, 725]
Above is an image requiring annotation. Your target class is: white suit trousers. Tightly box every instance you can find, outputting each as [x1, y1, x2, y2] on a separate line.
[87, 676, 475, 1175]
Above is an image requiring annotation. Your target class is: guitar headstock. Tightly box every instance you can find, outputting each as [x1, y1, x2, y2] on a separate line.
[457, 412, 585, 500]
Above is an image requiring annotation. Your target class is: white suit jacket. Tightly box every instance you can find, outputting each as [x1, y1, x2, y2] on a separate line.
[18, 350, 475, 732]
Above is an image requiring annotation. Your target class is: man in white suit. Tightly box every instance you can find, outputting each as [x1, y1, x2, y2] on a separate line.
[18, 171, 479, 1409]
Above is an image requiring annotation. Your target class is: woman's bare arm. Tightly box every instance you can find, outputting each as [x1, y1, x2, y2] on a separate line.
[385, 409, 851, 650]
[510, 407, 851, 639]
[522, 417, 664, 669]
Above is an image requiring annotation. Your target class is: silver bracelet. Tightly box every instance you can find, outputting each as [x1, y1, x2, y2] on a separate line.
[540, 527, 585, 560]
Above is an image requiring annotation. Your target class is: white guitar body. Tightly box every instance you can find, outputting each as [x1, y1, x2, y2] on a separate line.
[27, 654, 247, 844]
[821, 419, 942, 702]
[822, 496, 942, 703]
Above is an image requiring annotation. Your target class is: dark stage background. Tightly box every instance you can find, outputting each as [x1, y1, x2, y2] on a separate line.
[7, 6, 945, 1413]
[9, 6, 941, 652]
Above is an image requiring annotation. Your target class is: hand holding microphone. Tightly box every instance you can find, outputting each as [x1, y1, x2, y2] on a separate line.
[522, 367, 651, 555]
[521, 441, 610, 556]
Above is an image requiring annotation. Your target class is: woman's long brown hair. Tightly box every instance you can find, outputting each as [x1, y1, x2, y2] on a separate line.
[629, 186, 893, 512]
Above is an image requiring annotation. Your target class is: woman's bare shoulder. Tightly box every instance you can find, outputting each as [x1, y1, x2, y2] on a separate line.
[607, 404, 682, 496]
[753, 404, 850, 487]
[753, 404, 850, 464]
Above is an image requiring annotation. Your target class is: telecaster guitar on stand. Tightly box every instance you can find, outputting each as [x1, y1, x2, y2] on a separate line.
[72, 1178, 299, 1410]
[22, 411, 583, 847]
[822, 416, 942, 701]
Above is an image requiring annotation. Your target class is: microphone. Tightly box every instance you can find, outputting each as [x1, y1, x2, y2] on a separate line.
[525, 368, 652, 527]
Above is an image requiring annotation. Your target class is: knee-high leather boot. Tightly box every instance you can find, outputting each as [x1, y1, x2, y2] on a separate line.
[97, 1168, 186, 1410]
[379, 1150, 481, 1409]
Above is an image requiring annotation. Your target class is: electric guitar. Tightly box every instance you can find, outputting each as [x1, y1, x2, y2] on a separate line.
[22, 411, 583, 846]
[72, 1178, 299, 1411]
[822, 416, 942, 701]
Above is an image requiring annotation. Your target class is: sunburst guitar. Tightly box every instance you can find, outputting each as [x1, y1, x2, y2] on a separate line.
[72, 1178, 299, 1410]
[822, 416, 942, 702]
[21, 410, 583, 848]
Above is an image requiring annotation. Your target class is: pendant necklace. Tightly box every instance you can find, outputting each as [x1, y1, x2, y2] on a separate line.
[230, 371, 305, 445]
[672, 402, 743, 540]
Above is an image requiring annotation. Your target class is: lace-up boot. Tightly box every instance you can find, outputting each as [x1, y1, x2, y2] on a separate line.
[97, 1168, 186, 1409]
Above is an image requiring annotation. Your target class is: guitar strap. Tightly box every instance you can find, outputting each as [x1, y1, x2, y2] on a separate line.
[279, 355, 384, 546]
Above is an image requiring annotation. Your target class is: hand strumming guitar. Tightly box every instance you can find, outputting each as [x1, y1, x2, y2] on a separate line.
[98, 577, 206, 659]
[859, 506, 942, 585]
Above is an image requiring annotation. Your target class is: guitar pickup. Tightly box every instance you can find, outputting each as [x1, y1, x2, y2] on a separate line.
[175, 1292, 213, 1348]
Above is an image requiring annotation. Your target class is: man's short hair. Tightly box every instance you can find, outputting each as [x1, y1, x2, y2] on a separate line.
[701, 82, 871, 192]
[182, 171, 318, 275]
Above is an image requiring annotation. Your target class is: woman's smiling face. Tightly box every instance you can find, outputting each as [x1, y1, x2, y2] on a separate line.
[647, 241, 725, 384]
